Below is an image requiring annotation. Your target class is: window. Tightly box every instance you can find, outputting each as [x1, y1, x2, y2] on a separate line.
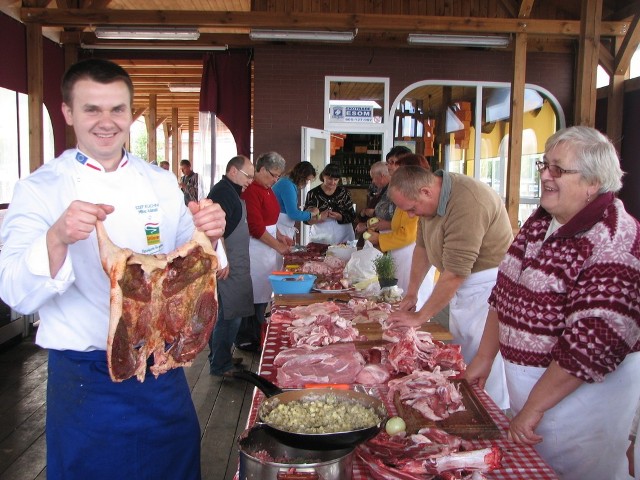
[0, 87, 55, 203]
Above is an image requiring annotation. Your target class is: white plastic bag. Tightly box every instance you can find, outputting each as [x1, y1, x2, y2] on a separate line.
[344, 241, 383, 284]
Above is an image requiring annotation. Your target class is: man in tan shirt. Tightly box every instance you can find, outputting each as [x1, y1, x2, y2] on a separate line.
[387, 165, 512, 409]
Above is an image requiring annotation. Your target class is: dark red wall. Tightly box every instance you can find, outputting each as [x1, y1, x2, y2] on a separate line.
[253, 45, 575, 167]
[0, 13, 66, 156]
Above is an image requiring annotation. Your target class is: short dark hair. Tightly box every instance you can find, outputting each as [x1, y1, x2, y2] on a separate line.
[226, 155, 249, 173]
[180, 159, 191, 167]
[386, 145, 412, 160]
[320, 163, 341, 181]
[61, 59, 134, 106]
[289, 161, 316, 186]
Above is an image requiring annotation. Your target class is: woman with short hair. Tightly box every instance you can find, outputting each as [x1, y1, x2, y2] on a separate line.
[466, 126, 640, 480]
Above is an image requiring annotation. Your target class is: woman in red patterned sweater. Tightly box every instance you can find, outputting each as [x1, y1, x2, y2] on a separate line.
[466, 126, 640, 480]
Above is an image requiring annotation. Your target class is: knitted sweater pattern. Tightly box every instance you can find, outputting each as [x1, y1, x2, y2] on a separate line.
[489, 193, 640, 382]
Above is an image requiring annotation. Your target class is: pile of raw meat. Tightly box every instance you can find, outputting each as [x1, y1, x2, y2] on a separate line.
[357, 428, 502, 480]
[272, 300, 466, 398]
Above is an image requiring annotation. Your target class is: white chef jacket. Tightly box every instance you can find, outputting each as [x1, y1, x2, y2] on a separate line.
[0, 148, 225, 352]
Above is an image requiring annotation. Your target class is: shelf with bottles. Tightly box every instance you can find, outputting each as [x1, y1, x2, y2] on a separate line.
[332, 151, 381, 186]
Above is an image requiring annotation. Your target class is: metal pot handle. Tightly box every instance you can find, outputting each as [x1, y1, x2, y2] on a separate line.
[277, 472, 319, 480]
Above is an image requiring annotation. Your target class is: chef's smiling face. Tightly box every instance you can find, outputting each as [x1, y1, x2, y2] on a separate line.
[539, 143, 597, 224]
[62, 79, 132, 171]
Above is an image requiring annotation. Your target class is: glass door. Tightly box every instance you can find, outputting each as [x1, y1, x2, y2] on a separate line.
[300, 126, 330, 244]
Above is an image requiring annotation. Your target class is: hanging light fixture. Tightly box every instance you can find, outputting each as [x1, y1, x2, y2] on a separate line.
[407, 33, 510, 48]
[249, 29, 357, 43]
[94, 26, 201, 41]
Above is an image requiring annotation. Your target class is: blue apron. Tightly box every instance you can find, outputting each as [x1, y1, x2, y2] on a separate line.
[46, 349, 200, 480]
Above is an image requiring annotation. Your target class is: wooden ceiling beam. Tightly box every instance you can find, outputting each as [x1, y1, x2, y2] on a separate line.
[614, 11, 640, 74]
[21, 9, 629, 37]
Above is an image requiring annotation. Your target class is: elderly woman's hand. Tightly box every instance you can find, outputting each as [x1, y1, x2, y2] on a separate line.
[385, 309, 426, 329]
[464, 355, 494, 391]
[508, 406, 544, 445]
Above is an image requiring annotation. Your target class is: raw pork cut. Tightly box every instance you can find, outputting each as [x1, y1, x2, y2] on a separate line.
[356, 429, 501, 479]
[387, 368, 465, 422]
[97, 221, 218, 382]
[276, 343, 365, 387]
[355, 364, 392, 385]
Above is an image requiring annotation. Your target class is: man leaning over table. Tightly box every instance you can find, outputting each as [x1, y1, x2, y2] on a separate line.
[386, 165, 511, 410]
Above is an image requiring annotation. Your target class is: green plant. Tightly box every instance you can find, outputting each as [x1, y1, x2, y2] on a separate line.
[373, 252, 396, 280]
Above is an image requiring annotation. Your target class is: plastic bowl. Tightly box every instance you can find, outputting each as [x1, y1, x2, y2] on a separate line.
[327, 245, 356, 262]
[269, 274, 317, 294]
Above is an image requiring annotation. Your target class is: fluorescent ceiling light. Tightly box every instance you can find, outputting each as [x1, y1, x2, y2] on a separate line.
[168, 84, 201, 93]
[329, 100, 381, 109]
[485, 88, 544, 123]
[407, 34, 510, 48]
[81, 43, 226, 51]
[94, 26, 200, 41]
[250, 29, 356, 43]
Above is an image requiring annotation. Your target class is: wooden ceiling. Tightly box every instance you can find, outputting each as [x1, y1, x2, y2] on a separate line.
[2, 0, 639, 133]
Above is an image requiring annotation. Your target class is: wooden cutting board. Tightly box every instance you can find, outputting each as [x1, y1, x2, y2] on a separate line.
[356, 321, 451, 342]
[393, 379, 502, 440]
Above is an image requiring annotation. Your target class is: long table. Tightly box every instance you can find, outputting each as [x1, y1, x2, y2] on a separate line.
[238, 292, 559, 480]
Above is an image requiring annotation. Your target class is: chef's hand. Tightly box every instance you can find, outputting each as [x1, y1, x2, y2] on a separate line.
[49, 201, 114, 246]
[47, 201, 114, 278]
[189, 200, 226, 241]
[217, 265, 230, 280]
[386, 309, 425, 329]
[464, 354, 494, 390]
[508, 405, 544, 445]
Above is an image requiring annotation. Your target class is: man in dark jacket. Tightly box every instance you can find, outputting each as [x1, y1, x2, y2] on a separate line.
[207, 155, 255, 376]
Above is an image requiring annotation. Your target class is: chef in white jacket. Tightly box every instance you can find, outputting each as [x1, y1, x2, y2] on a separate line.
[0, 59, 226, 480]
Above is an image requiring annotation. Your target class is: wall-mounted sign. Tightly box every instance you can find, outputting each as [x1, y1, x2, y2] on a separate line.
[330, 105, 374, 123]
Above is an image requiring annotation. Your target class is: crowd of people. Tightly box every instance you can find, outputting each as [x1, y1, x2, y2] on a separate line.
[0, 58, 638, 480]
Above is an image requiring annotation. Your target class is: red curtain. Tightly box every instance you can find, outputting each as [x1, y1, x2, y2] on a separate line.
[199, 51, 251, 156]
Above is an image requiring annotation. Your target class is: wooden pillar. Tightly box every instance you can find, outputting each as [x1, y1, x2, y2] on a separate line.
[26, 23, 44, 173]
[146, 94, 157, 163]
[172, 108, 180, 168]
[505, 32, 527, 232]
[575, 0, 602, 126]
[63, 44, 78, 149]
[606, 35, 627, 152]
[188, 116, 195, 163]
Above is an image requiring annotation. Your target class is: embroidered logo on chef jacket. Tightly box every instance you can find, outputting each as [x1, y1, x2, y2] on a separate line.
[145, 223, 160, 245]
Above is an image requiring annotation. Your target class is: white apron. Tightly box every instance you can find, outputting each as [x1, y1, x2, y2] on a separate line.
[449, 267, 509, 409]
[388, 241, 435, 306]
[276, 212, 297, 240]
[249, 224, 281, 303]
[310, 218, 355, 245]
[506, 352, 640, 480]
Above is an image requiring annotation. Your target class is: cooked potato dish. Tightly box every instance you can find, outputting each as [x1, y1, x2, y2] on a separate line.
[261, 394, 381, 434]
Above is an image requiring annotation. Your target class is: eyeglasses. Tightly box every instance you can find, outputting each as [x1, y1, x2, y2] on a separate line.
[238, 168, 254, 180]
[535, 161, 580, 178]
[266, 169, 280, 180]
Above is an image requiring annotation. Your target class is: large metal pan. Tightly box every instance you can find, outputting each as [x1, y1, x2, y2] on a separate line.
[234, 371, 387, 450]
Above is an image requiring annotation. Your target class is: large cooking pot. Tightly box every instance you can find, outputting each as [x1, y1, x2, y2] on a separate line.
[234, 371, 387, 450]
[238, 424, 354, 480]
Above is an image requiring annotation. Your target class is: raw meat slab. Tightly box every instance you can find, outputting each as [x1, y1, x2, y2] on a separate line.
[394, 379, 502, 440]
